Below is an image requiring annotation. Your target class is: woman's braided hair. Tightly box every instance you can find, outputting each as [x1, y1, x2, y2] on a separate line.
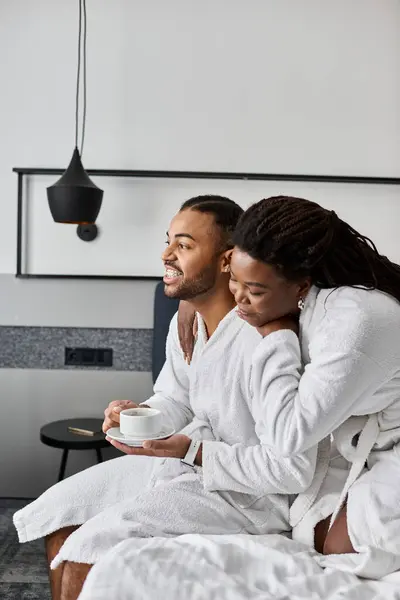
[233, 196, 400, 302]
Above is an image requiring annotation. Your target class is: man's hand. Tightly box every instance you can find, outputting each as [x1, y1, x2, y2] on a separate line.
[102, 400, 139, 433]
[256, 315, 299, 338]
[106, 433, 192, 459]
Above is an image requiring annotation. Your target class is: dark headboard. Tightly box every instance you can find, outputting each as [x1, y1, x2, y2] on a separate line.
[152, 281, 179, 382]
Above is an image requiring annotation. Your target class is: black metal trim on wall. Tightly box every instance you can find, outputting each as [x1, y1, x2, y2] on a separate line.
[13, 167, 400, 280]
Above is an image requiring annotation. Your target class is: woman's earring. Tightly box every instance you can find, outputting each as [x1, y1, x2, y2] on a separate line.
[297, 297, 305, 311]
[224, 265, 230, 273]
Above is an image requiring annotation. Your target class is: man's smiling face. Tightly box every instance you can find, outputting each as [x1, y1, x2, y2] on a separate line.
[162, 208, 222, 300]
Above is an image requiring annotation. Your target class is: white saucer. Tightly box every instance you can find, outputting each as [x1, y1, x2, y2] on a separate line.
[106, 426, 176, 447]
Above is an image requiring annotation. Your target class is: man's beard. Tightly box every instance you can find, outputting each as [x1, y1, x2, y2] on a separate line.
[164, 263, 219, 301]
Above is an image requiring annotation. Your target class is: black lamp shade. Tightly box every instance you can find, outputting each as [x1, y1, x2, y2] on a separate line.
[47, 147, 103, 224]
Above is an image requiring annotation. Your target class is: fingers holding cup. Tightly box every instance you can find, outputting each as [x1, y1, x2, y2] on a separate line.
[102, 400, 139, 433]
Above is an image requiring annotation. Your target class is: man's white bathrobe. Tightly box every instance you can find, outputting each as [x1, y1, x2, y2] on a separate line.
[14, 308, 316, 567]
[252, 285, 400, 577]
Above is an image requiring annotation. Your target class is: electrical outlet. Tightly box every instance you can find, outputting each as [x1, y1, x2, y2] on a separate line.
[65, 347, 113, 367]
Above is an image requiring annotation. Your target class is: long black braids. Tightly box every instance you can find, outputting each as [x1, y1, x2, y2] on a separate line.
[233, 196, 400, 302]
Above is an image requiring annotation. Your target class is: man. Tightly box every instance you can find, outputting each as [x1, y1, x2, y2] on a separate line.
[14, 195, 316, 600]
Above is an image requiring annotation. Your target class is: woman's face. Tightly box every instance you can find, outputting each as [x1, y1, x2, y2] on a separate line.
[229, 247, 310, 327]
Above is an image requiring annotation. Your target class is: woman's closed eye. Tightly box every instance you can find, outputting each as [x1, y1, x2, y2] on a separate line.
[249, 290, 265, 297]
[230, 275, 264, 295]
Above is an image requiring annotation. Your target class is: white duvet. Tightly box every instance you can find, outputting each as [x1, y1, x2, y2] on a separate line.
[79, 534, 400, 600]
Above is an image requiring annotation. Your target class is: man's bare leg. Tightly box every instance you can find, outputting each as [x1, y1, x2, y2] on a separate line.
[45, 526, 79, 600]
[60, 561, 92, 600]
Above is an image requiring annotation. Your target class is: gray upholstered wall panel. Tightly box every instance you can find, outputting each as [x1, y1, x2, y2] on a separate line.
[0, 326, 152, 371]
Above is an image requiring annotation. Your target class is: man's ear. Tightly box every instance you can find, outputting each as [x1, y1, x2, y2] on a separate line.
[221, 249, 233, 273]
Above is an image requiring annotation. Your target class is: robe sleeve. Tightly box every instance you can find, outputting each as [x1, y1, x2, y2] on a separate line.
[202, 439, 317, 495]
[202, 327, 318, 496]
[249, 301, 392, 456]
[143, 314, 194, 432]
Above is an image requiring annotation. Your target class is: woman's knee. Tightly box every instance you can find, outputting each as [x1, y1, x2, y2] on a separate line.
[314, 515, 331, 554]
[322, 505, 356, 555]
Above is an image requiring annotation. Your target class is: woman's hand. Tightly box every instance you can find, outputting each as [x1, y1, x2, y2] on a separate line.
[256, 315, 299, 338]
[177, 301, 197, 364]
[102, 400, 139, 433]
[106, 433, 192, 459]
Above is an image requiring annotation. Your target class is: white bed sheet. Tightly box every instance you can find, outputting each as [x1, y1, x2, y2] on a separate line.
[79, 534, 400, 600]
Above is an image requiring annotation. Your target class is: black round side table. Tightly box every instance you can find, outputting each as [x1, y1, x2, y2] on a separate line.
[40, 418, 109, 481]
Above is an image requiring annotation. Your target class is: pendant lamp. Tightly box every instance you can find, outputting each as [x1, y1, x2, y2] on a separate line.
[47, 0, 103, 224]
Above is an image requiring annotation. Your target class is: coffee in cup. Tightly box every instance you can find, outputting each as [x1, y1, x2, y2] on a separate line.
[119, 407, 162, 438]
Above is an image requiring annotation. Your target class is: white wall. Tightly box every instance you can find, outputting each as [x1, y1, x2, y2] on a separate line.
[0, 369, 152, 497]
[2, 0, 400, 276]
[24, 179, 400, 276]
[0, 0, 399, 495]
[0, 275, 157, 328]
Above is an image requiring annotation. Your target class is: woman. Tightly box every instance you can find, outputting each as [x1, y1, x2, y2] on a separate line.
[180, 195, 400, 577]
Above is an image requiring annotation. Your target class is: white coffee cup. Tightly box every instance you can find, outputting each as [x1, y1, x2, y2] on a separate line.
[119, 407, 162, 438]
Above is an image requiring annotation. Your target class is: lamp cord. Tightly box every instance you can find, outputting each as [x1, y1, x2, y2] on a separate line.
[81, 0, 87, 155]
[74, 0, 87, 156]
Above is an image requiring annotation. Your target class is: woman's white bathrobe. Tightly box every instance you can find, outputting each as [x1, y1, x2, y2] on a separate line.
[14, 308, 316, 567]
[252, 285, 400, 577]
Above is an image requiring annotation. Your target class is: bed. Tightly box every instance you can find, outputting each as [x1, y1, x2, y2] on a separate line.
[79, 533, 400, 599]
